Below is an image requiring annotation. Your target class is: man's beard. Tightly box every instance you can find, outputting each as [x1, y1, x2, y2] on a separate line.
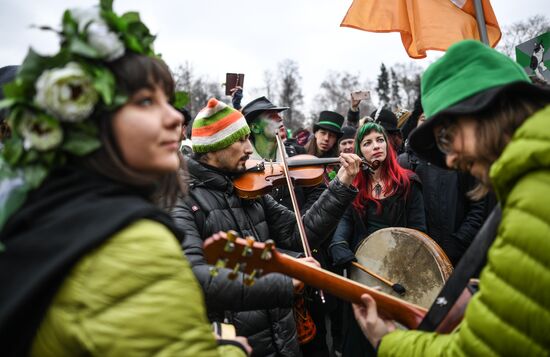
[220, 155, 249, 174]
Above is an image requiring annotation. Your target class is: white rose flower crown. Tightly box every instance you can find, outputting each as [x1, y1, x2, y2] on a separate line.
[0, 0, 188, 235]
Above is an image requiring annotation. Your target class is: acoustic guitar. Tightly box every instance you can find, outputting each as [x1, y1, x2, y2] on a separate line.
[204, 231, 427, 330]
[203, 231, 474, 333]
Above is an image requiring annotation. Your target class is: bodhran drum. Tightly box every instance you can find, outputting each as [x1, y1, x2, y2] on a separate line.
[350, 227, 453, 309]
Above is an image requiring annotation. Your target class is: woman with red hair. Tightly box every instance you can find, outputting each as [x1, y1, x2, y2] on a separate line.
[328, 121, 426, 356]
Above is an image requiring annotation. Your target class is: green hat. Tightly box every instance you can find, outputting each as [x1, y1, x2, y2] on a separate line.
[409, 40, 546, 167]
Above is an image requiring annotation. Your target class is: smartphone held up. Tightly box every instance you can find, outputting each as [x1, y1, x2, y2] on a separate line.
[351, 90, 370, 101]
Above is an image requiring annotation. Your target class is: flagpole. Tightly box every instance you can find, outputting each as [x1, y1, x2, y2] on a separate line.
[473, 0, 490, 45]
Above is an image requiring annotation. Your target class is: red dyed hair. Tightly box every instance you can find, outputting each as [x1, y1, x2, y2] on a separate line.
[352, 122, 413, 215]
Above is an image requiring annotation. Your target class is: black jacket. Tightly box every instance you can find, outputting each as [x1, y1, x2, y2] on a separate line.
[328, 177, 426, 267]
[398, 149, 487, 265]
[171, 158, 357, 357]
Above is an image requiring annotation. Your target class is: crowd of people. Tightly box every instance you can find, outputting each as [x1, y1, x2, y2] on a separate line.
[0, 2, 549, 357]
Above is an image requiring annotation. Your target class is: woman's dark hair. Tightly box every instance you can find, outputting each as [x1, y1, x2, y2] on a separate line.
[305, 134, 339, 158]
[352, 122, 413, 214]
[81, 52, 186, 208]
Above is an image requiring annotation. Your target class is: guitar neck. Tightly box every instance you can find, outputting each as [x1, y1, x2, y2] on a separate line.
[202, 233, 427, 330]
[273, 253, 427, 329]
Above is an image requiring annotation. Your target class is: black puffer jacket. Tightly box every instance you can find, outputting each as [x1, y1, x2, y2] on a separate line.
[171, 158, 357, 357]
[398, 148, 489, 265]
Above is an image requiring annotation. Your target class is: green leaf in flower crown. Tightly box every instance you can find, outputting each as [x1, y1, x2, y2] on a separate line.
[100, 0, 114, 12]
[24, 164, 48, 188]
[89, 65, 116, 105]
[16, 49, 71, 99]
[123, 34, 143, 54]
[62, 9, 79, 38]
[102, 10, 124, 32]
[22, 150, 39, 165]
[0, 98, 16, 110]
[2, 136, 23, 166]
[72, 119, 99, 136]
[173, 91, 189, 109]
[112, 93, 128, 109]
[38, 151, 55, 166]
[62, 129, 101, 156]
[121, 11, 140, 24]
[0, 163, 31, 234]
[69, 37, 101, 58]
[2, 80, 25, 100]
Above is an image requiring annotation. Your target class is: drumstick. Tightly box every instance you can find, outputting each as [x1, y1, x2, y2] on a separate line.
[351, 261, 406, 296]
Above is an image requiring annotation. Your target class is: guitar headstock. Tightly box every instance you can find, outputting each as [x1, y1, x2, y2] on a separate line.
[203, 230, 278, 286]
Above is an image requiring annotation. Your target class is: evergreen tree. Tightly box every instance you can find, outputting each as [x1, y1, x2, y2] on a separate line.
[376, 63, 390, 107]
[389, 68, 402, 110]
[277, 59, 305, 131]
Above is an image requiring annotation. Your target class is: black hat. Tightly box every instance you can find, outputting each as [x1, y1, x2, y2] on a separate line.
[242, 96, 289, 123]
[313, 111, 344, 138]
[0, 65, 19, 122]
[339, 126, 356, 143]
[176, 107, 193, 126]
[370, 107, 399, 133]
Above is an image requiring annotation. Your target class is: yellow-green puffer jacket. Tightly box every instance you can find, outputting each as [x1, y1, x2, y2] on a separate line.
[378, 105, 550, 356]
[31, 219, 245, 357]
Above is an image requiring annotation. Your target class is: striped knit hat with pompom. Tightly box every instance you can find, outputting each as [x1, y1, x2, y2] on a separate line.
[192, 98, 251, 153]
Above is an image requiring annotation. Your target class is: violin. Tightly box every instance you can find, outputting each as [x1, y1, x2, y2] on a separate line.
[233, 154, 379, 199]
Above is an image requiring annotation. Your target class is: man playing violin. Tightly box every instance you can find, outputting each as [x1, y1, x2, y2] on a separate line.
[171, 98, 363, 357]
[353, 41, 550, 356]
[242, 96, 325, 212]
[241, 98, 337, 356]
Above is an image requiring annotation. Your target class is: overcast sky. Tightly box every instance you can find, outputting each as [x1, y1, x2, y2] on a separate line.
[1, 0, 548, 113]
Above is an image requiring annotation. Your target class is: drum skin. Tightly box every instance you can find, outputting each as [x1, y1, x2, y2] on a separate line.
[350, 227, 453, 309]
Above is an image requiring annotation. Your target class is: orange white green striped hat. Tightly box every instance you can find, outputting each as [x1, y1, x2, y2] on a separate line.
[192, 98, 251, 153]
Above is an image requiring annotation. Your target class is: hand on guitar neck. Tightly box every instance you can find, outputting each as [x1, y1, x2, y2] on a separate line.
[353, 293, 397, 347]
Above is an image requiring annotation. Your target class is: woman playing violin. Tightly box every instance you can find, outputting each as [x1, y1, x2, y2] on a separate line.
[328, 121, 426, 356]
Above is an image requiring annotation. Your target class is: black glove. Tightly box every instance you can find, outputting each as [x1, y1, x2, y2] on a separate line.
[329, 241, 357, 268]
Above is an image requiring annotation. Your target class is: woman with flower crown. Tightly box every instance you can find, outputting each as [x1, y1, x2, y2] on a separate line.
[0, 2, 250, 356]
[328, 121, 426, 356]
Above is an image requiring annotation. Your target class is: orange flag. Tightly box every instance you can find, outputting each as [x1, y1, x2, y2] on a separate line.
[341, 0, 501, 59]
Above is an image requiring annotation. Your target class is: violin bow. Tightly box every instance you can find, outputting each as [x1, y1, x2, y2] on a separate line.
[275, 134, 328, 304]
[275, 133, 312, 257]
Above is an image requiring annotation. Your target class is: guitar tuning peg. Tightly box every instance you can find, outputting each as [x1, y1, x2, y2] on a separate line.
[244, 268, 263, 286]
[261, 240, 274, 261]
[227, 263, 241, 280]
[244, 269, 258, 286]
[224, 230, 239, 253]
[209, 258, 228, 276]
[216, 258, 228, 269]
[242, 236, 255, 257]
[226, 230, 239, 242]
